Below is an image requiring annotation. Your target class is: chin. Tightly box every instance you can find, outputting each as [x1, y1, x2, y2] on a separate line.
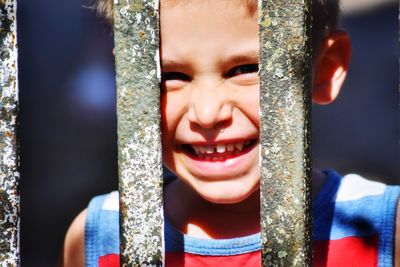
[195, 180, 260, 204]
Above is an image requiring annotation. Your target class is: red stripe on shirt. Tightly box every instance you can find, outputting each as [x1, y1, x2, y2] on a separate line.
[314, 235, 379, 267]
[99, 251, 260, 266]
[98, 235, 378, 267]
[166, 251, 261, 266]
[99, 254, 119, 267]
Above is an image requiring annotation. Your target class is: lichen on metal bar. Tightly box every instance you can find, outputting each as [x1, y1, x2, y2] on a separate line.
[0, 0, 20, 266]
[114, 0, 163, 266]
[259, 0, 312, 265]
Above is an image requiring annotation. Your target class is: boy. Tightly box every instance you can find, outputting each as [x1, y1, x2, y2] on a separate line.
[62, 0, 400, 266]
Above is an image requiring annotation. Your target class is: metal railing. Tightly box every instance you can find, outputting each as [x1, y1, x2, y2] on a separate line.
[114, 1, 164, 266]
[114, 0, 312, 266]
[0, 0, 20, 266]
[259, 0, 312, 265]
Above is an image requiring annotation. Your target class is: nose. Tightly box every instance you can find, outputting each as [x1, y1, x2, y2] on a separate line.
[187, 80, 233, 129]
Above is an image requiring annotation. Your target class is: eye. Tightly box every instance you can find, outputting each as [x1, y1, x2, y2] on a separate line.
[226, 64, 259, 77]
[161, 72, 191, 82]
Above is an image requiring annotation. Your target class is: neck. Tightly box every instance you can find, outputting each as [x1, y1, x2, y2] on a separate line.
[164, 179, 260, 239]
[164, 170, 327, 239]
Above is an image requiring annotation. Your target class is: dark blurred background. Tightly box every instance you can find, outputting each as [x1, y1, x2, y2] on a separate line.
[18, 0, 117, 265]
[313, 0, 400, 181]
[17, 0, 399, 266]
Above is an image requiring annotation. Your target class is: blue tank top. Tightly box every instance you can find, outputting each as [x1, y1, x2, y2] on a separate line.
[85, 170, 400, 266]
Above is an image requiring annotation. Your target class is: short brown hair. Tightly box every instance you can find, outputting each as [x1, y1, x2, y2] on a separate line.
[313, 0, 340, 52]
[91, 0, 114, 25]
[93, 0, 339, 49]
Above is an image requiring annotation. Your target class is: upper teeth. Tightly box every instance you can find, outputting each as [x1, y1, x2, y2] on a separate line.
[192, 142, 248, 154]
[206, 146, 214, 154]
[216, 144, 225, 153]
[227, 144, 235, 151]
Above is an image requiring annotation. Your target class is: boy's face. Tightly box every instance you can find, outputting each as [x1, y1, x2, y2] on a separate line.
[160, 1, 260, 204]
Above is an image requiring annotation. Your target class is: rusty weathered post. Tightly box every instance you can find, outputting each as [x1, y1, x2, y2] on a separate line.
[114, 0, 163, 266]
[114, 0, 311, 265]
[259, 0, 312, 265]
[0, 0, 19, 265]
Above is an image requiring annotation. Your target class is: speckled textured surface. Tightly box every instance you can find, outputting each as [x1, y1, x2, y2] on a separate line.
[114, 0, 312, 265]
[0, 0, 19, 265]
[114, 0, 163, 266]
[259, 0, 312, 265]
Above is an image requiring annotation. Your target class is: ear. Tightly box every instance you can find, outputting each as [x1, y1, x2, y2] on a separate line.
[312, 31, 351, 105]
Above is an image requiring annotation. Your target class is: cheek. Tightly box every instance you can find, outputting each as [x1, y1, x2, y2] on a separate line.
[251, 92, 260, 123]
[160, 94, 168, 137]
[237, 86, 260, 126]
[160, 93, 172, 151]
[160, 89, 190, 135]
[251, 87, 260, 123]
[160, 92, 182, 152]
[160, 92, 183, 171]
[161, 114, 175, 170]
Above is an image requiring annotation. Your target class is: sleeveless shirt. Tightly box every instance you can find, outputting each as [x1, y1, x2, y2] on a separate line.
[85, 170, 400, 266]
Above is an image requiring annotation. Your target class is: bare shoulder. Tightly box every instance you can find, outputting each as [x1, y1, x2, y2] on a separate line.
[60, 209, 87, 267]
[395, 200, 400, 267]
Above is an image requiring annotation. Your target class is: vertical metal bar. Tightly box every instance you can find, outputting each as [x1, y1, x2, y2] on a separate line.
[114, 0, 163, 266]
[0, 0, 19, 265]
[259, 0, 312, 265]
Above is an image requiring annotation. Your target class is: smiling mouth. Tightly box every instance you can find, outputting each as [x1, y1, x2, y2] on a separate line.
[181, 139, 258, 161]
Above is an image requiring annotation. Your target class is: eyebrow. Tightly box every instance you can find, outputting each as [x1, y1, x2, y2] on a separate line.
[160, 50, 259, 71]
[221, 51, 259, 66]
[160, 59, 189, 71]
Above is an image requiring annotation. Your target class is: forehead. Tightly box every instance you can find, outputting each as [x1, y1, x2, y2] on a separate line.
[159, 1, 259, 59]
[160, 0, 254, 14]
[160, 0, 256, 25]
